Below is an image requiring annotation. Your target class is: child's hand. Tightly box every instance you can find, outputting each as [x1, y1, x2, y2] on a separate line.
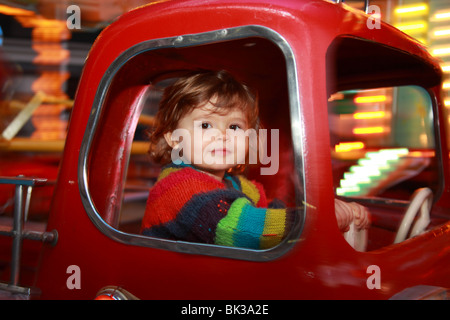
[334, 199, 371, 232]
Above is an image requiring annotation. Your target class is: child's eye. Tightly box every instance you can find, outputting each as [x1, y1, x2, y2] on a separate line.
[201, 122, 212, 129]
[229, 124, 242, 131]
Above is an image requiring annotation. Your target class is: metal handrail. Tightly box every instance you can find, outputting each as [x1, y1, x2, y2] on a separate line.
[0, 175, 58, 296]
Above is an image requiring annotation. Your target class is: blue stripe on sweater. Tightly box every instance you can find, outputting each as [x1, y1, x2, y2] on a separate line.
[234, 203, 267, 249]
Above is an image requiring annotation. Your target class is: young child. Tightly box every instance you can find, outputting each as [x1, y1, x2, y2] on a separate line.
[141, 70, 370, 249]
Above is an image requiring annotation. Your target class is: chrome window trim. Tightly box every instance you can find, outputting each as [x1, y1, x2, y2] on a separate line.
[78, 25, 305, 261]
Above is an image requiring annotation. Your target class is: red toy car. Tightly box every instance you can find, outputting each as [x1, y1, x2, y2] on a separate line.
[1, 0, 450, 301]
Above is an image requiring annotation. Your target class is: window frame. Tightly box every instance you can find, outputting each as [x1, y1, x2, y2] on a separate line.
[77, 25, 306, 261]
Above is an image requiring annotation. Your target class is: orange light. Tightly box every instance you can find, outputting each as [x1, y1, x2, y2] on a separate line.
[0, 4, 72, 142]
[409, 151, 435, 158]
[354, 95, 387, 104]
[33, 43, 70, 65]
[353, 111, 386, 119]
[0, 4, 34, 16]
[31, 71, 70, 97]
[335, 142, 365, 153]
[353, 127, 386, 135]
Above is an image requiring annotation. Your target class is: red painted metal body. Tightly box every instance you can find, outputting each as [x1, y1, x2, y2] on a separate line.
[2, 0, 450, 299]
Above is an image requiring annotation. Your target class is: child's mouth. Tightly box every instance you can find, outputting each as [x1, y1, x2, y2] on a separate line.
[211, 148, 230, 156]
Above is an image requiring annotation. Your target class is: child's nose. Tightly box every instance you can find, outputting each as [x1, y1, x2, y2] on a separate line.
[215, 128, 230, 141]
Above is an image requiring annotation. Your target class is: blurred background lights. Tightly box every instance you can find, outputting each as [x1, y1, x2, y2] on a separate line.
[337, 149, 409, 196]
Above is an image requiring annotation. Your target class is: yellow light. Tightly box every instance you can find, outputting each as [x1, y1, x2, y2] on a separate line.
[415, 38, 427, 45]
[395, 22, 427, 32]
[434, 11, 450, 21]
[442, 65, 450, 73]
[335, 142, 365, 153]
[354, 95, 387, 104]
[443, 82, 450, 89]
[353, 127, 386, 135]
[444, 99, 450, 107]
[353, 111, 386, 119]
[395, 4, 428, 15]
[432, 47, 450, 57]
[433, 28, 450, 37]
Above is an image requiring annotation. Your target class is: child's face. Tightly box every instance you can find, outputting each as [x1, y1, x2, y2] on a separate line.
[165, 98, 250, 177]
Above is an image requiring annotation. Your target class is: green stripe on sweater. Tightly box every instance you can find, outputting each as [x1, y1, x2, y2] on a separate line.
[214, 197, 249, 247]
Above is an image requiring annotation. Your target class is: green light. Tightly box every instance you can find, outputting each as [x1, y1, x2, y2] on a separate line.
[337, 148, 409, 196]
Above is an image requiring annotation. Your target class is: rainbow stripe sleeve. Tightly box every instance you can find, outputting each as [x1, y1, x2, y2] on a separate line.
[215, 198, 290, 249]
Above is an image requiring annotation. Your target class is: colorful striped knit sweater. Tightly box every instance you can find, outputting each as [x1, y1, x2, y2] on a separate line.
[141, 163, 293, 249]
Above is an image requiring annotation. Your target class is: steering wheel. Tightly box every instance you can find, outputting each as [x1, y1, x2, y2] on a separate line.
[394, 187, 432, 244]
[344, 221, 368, 252]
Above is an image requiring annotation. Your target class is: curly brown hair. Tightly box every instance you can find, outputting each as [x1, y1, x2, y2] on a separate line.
[148, 70, 260, 165]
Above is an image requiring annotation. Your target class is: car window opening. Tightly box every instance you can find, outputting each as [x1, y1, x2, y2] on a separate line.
[326, 36, 447, 252]
[84, 29, 306, 260]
